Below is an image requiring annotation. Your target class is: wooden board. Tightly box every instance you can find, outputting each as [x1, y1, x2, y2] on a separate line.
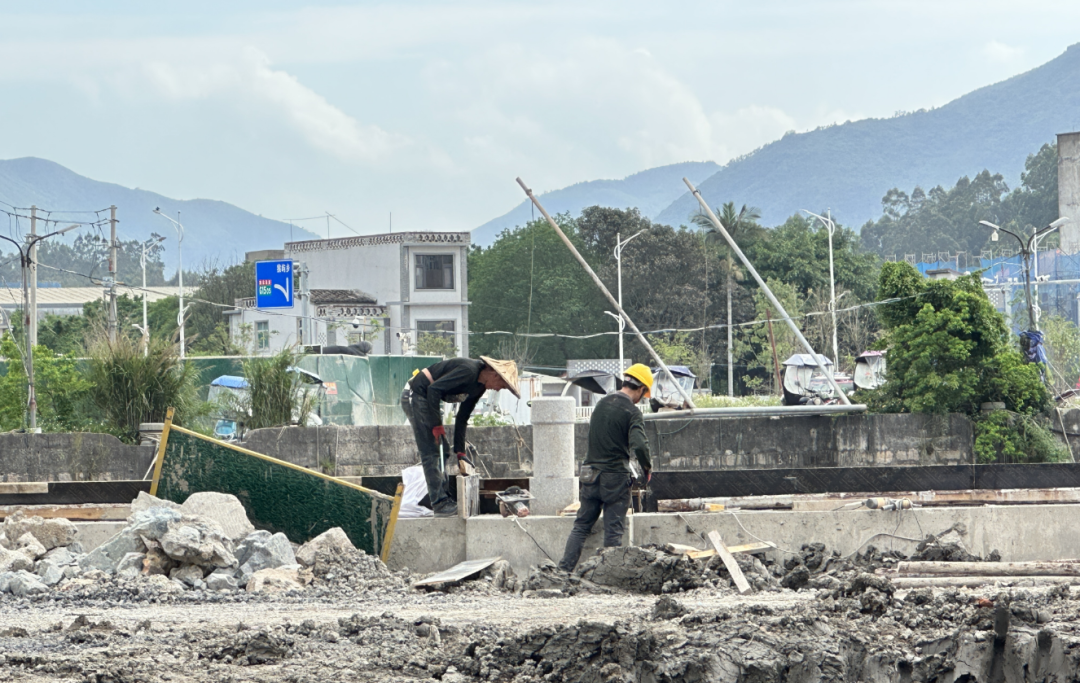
[413, 557, 501, 587]
[457, 475, 480, 519]
[897, 561, 1080, 577]
[0, 504, 131, 521]
[0, 483, 48, 495]
[893, 576, 1080, 588]
[685, 542, 774, 560]
[707, 530, 752, 594]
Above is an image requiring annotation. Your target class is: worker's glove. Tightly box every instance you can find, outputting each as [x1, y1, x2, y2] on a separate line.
[644, 468, 652, 484]
[456, 451, 473, 467]
[432, 425, 446, 440]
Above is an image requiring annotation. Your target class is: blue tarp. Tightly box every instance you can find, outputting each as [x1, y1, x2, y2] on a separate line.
[210, 375, 248, 389]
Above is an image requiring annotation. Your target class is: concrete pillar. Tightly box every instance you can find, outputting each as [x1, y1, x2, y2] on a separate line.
[1058, 132, 1080, 254]
[529, 397, 577, 515]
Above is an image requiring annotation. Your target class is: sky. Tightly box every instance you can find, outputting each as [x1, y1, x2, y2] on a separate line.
[1, 1, 1079, 239]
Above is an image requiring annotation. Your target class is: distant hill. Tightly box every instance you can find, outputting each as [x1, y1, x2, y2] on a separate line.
[656, 43, 1080, 229]
[0, 157, 318, 273]
[471, 161, 719, 246]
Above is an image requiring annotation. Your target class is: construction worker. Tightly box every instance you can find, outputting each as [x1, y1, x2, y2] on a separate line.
[401, 356, 520, 517]
[558, 363, 653, 571]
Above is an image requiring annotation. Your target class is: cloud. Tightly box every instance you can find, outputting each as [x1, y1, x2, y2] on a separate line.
[982, 40, 1024, 64]
[142, 48, 410, 163]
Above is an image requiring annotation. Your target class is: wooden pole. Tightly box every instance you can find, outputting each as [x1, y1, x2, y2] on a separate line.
[897, 561, 1080, 577]
[381, 483, 405, 564]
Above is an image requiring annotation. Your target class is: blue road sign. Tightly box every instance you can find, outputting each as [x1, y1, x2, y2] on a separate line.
[255, 260, 294, 309]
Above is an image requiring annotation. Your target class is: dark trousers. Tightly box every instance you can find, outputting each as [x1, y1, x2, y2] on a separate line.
[558, 471, 632, 572]
[401, 388, 455, 514]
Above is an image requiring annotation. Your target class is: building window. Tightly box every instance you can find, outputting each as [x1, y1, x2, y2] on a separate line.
[416, 320, 456, 357]
[417, 320, 455, 338]
[256, 321, 270, 350]
[415, 254, 455, 290]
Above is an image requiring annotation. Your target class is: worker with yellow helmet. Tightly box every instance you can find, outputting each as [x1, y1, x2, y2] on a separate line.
[558, 363, 654, 572]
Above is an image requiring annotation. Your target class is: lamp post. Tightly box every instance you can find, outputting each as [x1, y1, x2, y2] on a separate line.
[0, 223, 82, 431]
[603, 310, 625, 371]
[135, 235, 167, 355]
[803, 209, 839, 366]
[613, 230, 644, 372]
[978, 217, 1069, 331]
[153, 209, 185, 358]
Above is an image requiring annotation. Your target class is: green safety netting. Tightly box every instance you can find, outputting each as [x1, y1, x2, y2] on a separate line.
[153, 425, 396, 553]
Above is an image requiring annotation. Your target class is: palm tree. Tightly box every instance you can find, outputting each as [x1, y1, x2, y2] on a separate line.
[692, 203, 762, 396]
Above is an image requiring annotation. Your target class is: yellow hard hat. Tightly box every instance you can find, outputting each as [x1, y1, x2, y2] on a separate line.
[623, 363, 654, 397]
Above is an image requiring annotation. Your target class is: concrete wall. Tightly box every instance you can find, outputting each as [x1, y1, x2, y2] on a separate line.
[244, 412, 975, 477]
[0, 433, 155, 483]
[386, 504, 1080, 577]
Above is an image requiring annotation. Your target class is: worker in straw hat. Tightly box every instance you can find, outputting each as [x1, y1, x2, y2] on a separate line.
[559, 363, 653, 571]
[401, 355, 520, 517]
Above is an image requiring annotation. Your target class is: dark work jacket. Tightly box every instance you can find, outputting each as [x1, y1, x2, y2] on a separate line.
[407, 358, 486, 453]
[583, 391, 652, 474]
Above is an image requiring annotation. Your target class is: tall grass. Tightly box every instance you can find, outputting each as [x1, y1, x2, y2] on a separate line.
[242, 347, 313, 430]
[88, 335, 198, 443]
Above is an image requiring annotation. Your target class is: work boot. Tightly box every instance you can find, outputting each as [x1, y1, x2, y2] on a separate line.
[433, 506, 458, 519]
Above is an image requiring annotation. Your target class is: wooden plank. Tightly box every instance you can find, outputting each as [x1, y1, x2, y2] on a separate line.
[685, 542, 774, 560]
[894, 576, 1080, 588]
[897, 561, 1080, 577]
[707, 530, 752, 594]
[413, 557, 501, 587]
[380, 484, 404, 564]
[664, 543, 700, 555]
[0, 483, 48, 495]
[457, 475, 480, 519]
[0, 504, 130, 521]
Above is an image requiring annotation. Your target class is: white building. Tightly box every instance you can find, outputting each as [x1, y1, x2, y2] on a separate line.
[227, 231, 470, 356]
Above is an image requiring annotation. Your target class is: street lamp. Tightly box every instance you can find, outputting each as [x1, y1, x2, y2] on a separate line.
[978, 218, 1069, 330]
[0, 222, 82, 431]
[153, 208, 185, 359]
[134, 235, 167, 355]
[803, 209, 839, 367]
[612, 230, 645, 372]
[603, 310, 625, 371]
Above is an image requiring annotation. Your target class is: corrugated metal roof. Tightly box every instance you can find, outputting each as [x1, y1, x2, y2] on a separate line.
[0, 286, 194, 307]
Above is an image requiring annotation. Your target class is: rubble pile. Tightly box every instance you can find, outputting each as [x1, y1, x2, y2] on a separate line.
[0, 493, 404, 601]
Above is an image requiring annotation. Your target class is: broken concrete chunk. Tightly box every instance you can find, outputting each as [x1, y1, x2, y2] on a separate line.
[207, 570, 240, 591]
[295, 527, 354, 566]
[141, 547, 176, 577]
[179, 492, 255, 542]
[35, 559, 64, 587]
[130, 491, 182, 515]
[7, 570, 48, 597]
[235, 531, 295, 582]
[0, 546, 34, 574]
[116, 552, 147, 575]
[159, 517, 237, 568]
[128, 507, 182, 541]
[245, 567, 306, 594]
[15, 533, 47, 561]
[170, 564, 206, 587]
[3, 512, 77, 551]
[43, 547, 78, 566]
[0, 532, 8, 549]
[79, 529, 145, 575]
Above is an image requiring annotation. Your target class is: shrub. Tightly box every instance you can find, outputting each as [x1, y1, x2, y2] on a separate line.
[973, 411, 1069, 464]
[242, 346, 314, 430]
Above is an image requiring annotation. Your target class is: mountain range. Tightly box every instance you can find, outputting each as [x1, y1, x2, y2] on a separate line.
[477, 43, 1080, 244]
[0, 157, 317, 273]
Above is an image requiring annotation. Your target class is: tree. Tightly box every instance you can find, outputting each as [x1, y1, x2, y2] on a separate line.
[736, 278, 801, 394]
[692, 203, 763, 395]
[0, 234, 166, 288]
[870, 261, 1049, 415]
[0, 333, 91, 432]
[417, 332, 457, 358]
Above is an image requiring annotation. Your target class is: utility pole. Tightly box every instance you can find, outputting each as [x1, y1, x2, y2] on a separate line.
[28, 206, 36, 348]
[108, 205, 118, 343]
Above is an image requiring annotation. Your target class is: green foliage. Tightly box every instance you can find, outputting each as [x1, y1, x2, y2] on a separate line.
[860, 143, 1061, 258]
[1040, 315, 1080, 393]
[87, 334, 200, 443]
[736, 278, 801, 393]
[652, 332, 700, 366]
[973, 411, 1069, 464]
[868, 261, 1050, 416]
[241, 346, 313, 430]
[0, 333, 92, 431]
[416, 332, 457, 358]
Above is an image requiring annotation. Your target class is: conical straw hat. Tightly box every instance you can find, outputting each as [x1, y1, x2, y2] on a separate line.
[480, 356, 521, 398]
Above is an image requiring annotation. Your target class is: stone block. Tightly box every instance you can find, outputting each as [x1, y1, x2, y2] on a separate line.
[79, 529, 145, 575]
[15, 533, 47, 560]
[128, 508, 182, 541]
[0, 546, 34, 574]
[8, 570, 48, 596]
[35, 559, 64, 586]
[159, 517, 236, 568]
[529, 476, 579, 516]
[170, 564, 205, 587]
[295, 527, 354, 567]
[235, 531, 295, 583]
[207, 570, 240, 591]
[130, 491, 182, 515]
[3, 512, 76, 551]
[179, 492, 255, 542]
[246, 567, 305, 594]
